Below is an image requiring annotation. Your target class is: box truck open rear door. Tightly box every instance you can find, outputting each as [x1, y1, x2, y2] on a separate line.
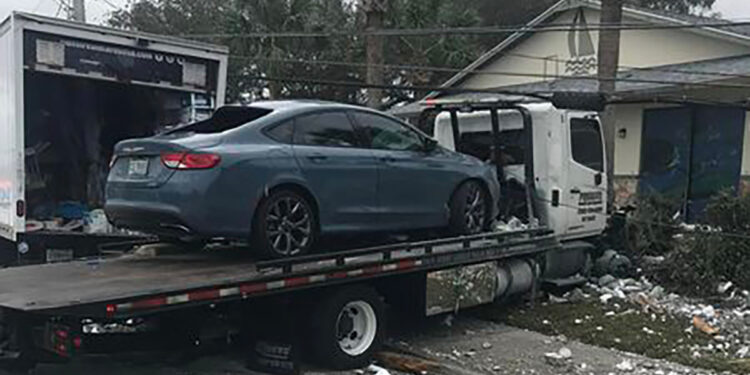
[0, 18, 23, 242]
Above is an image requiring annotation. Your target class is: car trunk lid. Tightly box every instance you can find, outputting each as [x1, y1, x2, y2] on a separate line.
[108, 133, 222, 188]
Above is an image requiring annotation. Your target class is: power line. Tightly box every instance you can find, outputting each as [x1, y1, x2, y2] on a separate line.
[179, 20, 750, 39]
[230, 74, 750, 109]
[95, 0, 119, 10]
[52, 0, 72, 11]
[229, 54, 750, 91]
[229, 74, 550, 100]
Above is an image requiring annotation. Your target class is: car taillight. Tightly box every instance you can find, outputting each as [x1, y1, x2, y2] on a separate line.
[161, 152, 221, 170]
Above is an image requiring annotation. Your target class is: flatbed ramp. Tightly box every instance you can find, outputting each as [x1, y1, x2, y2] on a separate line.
[0, 229, 557, 318]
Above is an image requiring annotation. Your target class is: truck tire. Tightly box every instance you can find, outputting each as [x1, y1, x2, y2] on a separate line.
[253, 189, 317, 259]
[308, 286, 385, 369]
[449, 180, 490, 235]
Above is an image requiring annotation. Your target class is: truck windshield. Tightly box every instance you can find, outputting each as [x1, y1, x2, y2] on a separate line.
[169, 107, 273, 134]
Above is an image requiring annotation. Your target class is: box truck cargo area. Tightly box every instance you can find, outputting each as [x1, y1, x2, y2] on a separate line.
[24, 71, 212, 228]
[0, 12, 228, 263]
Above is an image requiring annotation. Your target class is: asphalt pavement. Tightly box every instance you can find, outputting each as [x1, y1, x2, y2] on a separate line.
[19, 311, 714, 375]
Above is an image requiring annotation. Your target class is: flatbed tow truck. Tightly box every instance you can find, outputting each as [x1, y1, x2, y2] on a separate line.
[0, 94, 608, 372]
[0, 228, 557, 371]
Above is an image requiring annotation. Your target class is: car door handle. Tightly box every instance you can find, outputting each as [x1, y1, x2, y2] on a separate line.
[570, 188, 581, 194]
[306, 154, 328, 162]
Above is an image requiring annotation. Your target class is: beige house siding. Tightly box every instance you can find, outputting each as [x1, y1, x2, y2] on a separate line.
[453, 5, 750, 206]
[460, 8, 748, 90]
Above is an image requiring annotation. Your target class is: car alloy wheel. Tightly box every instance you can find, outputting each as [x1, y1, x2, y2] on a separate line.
[464, 183, 486, 234]
[266, 196, 313, 256]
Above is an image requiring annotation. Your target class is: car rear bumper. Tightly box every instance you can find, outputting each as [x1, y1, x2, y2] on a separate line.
[105, 200, 195, 237]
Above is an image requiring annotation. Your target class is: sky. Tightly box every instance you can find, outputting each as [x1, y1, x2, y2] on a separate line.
[1, 0, 750, 25]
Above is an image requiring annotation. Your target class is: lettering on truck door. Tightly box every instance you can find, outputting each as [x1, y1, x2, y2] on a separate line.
[564, 116, 606, 237]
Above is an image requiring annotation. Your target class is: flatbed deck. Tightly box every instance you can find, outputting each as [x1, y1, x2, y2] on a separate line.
[0, 229, 557, 318]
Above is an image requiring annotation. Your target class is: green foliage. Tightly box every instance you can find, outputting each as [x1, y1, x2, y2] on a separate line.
[658, 190, 750, 295]
[630, 0, 716, 15]
[625, 193, 682, 257]
[383, 0, 483, 100]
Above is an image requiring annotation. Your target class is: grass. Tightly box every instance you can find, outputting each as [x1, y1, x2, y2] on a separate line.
[472, 297, 750, 374]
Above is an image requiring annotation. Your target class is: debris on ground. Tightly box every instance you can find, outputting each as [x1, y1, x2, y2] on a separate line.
[522, 249, 750, 373]
[693, 316, 720, 335]
[718, 281, 734, 294]
[594, 249, 632, 277]
[375, 351, 438, 373]
[615, 359, 635, 372]
[580, 254, 750, 363]
[363, 364, 391, 375]
[543, 346, 572, 367]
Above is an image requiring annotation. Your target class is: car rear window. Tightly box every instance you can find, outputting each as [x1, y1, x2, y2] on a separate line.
[170, 106, 273, 134]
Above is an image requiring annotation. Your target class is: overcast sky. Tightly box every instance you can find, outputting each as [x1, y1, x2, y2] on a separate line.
[1, 0, 750, 25]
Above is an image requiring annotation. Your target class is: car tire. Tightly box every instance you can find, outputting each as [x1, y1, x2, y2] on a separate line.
[308, 286, 385, 369]
[253, 189, 317, 259]
[449, 180, 490, 235]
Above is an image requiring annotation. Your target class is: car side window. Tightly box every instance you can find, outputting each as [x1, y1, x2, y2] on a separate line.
[570, 118, 604, 172]
[294, 111, 358, 148]
[352, 112, 424, 151]
[264, 120, 294, 144]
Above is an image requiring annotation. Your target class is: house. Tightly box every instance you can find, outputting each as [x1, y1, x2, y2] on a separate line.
[392, 0, 750, 220]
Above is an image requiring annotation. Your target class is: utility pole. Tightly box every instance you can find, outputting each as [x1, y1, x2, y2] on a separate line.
[71, 0, 86, 22]
[597, 0, 623, 209]
[363, 0, 387, 109]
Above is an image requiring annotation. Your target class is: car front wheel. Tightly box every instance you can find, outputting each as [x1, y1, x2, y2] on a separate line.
[448, 180, 490, 235]
[253, 190, 317, 259]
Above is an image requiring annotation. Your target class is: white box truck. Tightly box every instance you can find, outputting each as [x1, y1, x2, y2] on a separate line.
[0, 12, 228, 263]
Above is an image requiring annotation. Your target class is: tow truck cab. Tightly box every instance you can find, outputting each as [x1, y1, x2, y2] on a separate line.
[427, 101, 607, 241]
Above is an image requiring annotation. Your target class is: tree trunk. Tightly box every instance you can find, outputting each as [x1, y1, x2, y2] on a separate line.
[364, 0, 387, 109]
[597, 0, 623, 211]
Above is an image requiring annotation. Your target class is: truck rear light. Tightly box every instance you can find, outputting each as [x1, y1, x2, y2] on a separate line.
[55, 329, 68, 339]
[73, 336, 82, 349]
[161, 152, 220, 170]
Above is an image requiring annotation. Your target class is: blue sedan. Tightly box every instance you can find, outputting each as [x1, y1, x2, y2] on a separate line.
[105, 101, 500, 258]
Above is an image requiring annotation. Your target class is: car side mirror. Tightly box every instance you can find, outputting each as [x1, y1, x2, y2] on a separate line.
[423, 138, 439, 153]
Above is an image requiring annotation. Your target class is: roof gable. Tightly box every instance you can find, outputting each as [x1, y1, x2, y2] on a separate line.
[437, 0, 750, 93]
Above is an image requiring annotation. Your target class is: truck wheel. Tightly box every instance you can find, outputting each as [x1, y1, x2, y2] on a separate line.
[308, 286, 385, 369]
[253, 189, 317, 259]
[449, 180, 490, 235]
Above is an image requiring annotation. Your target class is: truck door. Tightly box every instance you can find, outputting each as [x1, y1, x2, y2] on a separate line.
[563, 115, 606, 238]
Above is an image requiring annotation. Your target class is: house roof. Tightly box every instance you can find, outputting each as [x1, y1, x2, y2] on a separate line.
[391, 54, 750, 116]
[436, 0, 750, 93]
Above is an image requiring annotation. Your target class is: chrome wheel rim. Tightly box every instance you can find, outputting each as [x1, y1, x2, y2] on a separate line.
[464, 184, 486, 234]
[336, 301, 377, 356]
[266, 196, 312, 256]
